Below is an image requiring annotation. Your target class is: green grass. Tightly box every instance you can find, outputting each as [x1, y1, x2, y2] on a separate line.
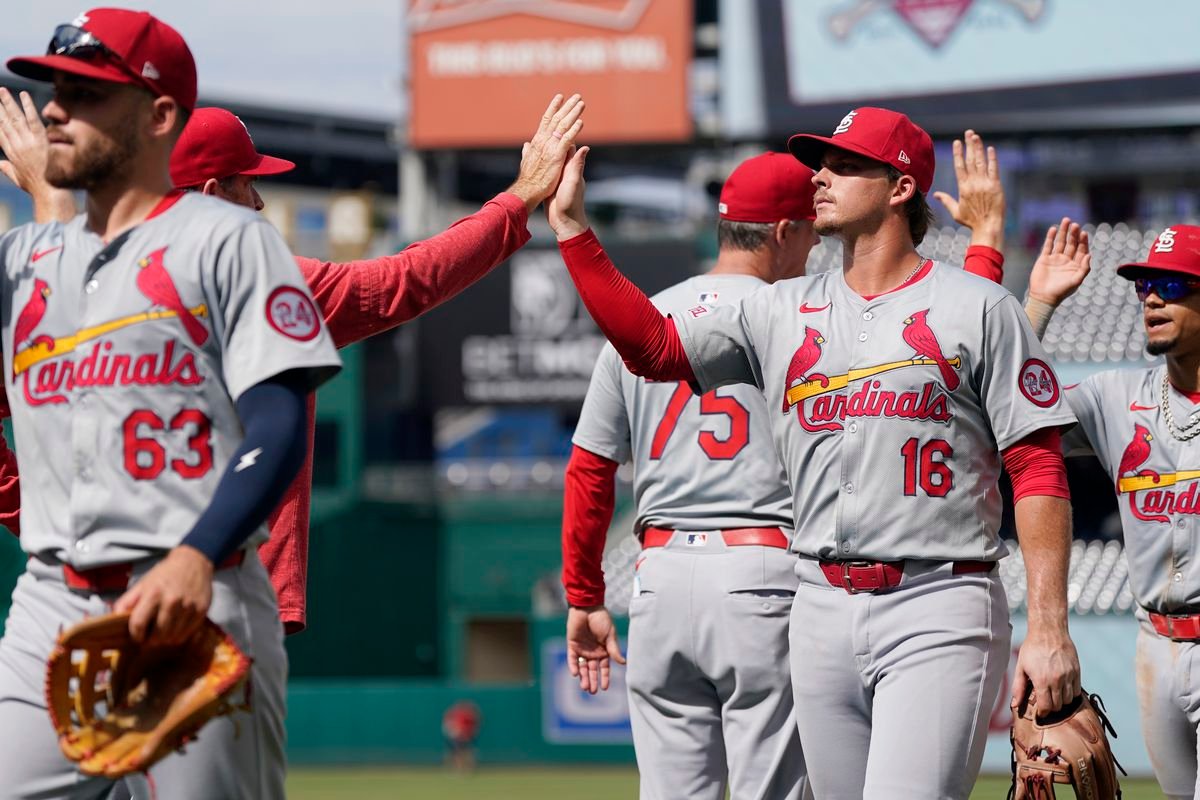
[286, 767, 1166, 799]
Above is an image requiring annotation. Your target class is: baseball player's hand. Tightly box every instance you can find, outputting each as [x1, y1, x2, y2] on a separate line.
[547, 145, 590, 242]
[1011, 627, 1081, 714]
[566, 604, 625, 694]
[932, 130, 1004, 250]
[114, 545, 214, 645]
[506, 93, 586, 213]
[1028, 217, 1091, 307]
[0, 88, 76, 223]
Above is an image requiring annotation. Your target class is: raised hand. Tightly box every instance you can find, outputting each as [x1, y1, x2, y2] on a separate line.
[933, 130, 1004, 250]
[506, 93, 585, 213]
[547, 145, 590, 242]
[0, 88, 76, 223]
[1029, 217, 1091, 307]
[566, 604, 625, 694]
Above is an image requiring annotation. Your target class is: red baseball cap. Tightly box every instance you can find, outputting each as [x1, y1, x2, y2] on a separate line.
[788, 107, 935, 194]
[1117, 225, 1200, 280]
[171, 107, 295, 188]
[7, 8, 197, 112]
[719, 153, 816, 223]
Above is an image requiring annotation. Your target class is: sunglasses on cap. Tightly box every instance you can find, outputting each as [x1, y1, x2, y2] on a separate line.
[1134, 276, 1200, 302]
[47, 25, 117, 61]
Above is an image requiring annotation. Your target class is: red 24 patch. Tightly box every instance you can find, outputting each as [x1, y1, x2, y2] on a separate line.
[1018, 358, 1060, 408]
[266, 286, 321, 341]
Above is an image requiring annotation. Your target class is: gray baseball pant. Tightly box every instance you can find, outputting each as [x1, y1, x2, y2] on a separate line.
[788, 558, 1010, 800]
[1135, 623, 1200, 799]
[0, 550, 286, 800]
[626, 533, 809, 800]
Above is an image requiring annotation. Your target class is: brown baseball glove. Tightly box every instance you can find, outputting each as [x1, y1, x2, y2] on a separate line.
[1009, 690, 1126, 799]
[44, 611, 252, 778]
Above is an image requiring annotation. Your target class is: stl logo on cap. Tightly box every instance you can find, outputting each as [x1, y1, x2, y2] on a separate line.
[834, 110, 857, 135]
[1155, 227, 1179, 253]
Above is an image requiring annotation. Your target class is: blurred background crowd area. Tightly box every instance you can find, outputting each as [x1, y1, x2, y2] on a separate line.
[1, 0, 1198, 774]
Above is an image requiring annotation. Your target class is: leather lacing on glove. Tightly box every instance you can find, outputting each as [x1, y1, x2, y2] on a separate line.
[44, 612, 253, 784]
[1008, 691, 1126, 800]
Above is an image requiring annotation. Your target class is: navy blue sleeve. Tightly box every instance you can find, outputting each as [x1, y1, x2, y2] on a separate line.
[180, 372, 309, 564]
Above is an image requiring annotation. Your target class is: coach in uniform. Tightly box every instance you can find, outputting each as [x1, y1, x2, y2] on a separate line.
[548, 107, 1081, 799]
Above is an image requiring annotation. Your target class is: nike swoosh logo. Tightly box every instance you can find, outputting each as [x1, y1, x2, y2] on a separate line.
[799, 303, 830, 313]
[1130, 402, 1157, 411]
[31, 246, 62, 263]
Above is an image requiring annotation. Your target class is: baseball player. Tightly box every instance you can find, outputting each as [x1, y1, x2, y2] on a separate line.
[1021, 221, 1200, 800]
[566, 133, 1010, 799]
[549, 107, 1081, 799]
[0, 91, 585, 634]
[0, 9, 345, 798]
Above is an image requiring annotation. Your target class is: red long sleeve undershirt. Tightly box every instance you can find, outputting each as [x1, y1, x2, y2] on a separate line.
[561, 444, 620, 608]
[1002, 427, 1070, 502]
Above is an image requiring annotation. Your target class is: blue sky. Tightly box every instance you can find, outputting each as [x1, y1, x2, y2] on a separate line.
[1, 2, 405, 121]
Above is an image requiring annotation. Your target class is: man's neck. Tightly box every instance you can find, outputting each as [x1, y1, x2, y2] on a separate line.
[1167, 352, 1200, 394]
[840, 227, 924, 297]
[85, 172, 175, 242]
[709, 247, 774, 283]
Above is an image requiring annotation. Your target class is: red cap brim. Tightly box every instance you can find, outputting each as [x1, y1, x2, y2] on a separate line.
[241, 154, 295, 177]
[7, 54, 141, 90]
[788, 133, 888, 175]
[1115, 261, 1200, 280]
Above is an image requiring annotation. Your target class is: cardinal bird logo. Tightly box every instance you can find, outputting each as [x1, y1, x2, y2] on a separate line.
[12, 278, 55, 372]
[135, 247, 209, 347]
[1117, 424, 1170, 523]
[902, 310, 959, 392]
[782, 326, 828, 412]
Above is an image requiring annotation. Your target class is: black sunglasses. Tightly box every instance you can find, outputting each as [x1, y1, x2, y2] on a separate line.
[47, 25, 117, 61]
[1134, 276, 1200, 302]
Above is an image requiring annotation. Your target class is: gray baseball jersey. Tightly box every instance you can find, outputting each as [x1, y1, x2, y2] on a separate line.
[672, 262, 1076, 561]
[1, 193, 340, 567]
[0, 192, 339, 799]
[573, 273, 806, 800]
[1064, 366, 1200, 799]
[573, 274, 792, 534]
[1064, 366, 1200, 612]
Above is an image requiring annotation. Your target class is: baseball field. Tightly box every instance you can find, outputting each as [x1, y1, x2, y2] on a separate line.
[285, 767, 1165, 799]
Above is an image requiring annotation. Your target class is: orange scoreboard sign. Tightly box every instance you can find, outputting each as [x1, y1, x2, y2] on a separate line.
[408, 0, 693, 148]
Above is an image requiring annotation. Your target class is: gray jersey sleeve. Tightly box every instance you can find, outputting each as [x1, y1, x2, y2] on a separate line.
[672, 292, 766, 395]
[573, 343, 632, 464]
[978, 294, 1077, 449]
[213, 219, 341, 399]
[1063, 378, 1104, 457]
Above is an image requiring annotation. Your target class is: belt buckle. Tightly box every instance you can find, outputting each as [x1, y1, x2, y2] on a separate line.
[840, 560, 875, 594]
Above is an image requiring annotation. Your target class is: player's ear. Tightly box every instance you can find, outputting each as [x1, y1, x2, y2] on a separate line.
[890, 174, 917, 207]
[773, 219, 792, 246]
[199, 178, 221, 197]
[147, 95, 183, 141]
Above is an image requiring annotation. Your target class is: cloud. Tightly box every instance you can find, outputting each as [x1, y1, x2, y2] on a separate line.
[2, 0, 404, 120]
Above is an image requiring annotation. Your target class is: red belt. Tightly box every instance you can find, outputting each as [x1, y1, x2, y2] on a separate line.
[819, 559, 994, 594]
[1149, 611, 1200, 641]
[62, 550, 246, 593]
[641, 527, 789, 550]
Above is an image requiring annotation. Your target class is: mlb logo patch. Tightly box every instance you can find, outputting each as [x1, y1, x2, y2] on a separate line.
[697, 291, 719, 306]
[685, 533, 708, 546]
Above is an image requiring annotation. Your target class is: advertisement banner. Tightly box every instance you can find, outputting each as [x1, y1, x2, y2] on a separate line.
[408, 0, 693, 148]
[729, 0, 1200, 137]
[417, 239, 697, 407]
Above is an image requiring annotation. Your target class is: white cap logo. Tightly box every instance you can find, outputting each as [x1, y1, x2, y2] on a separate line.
[1155, 227, 1178, 253]
[898, 150, 911, 165]
[142, 62, 160, 80]
[718, 202, 728, 215]
[833, 110, 857, 135]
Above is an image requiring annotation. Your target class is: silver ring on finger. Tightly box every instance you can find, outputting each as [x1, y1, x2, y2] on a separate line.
[577, 656, 586, 665]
